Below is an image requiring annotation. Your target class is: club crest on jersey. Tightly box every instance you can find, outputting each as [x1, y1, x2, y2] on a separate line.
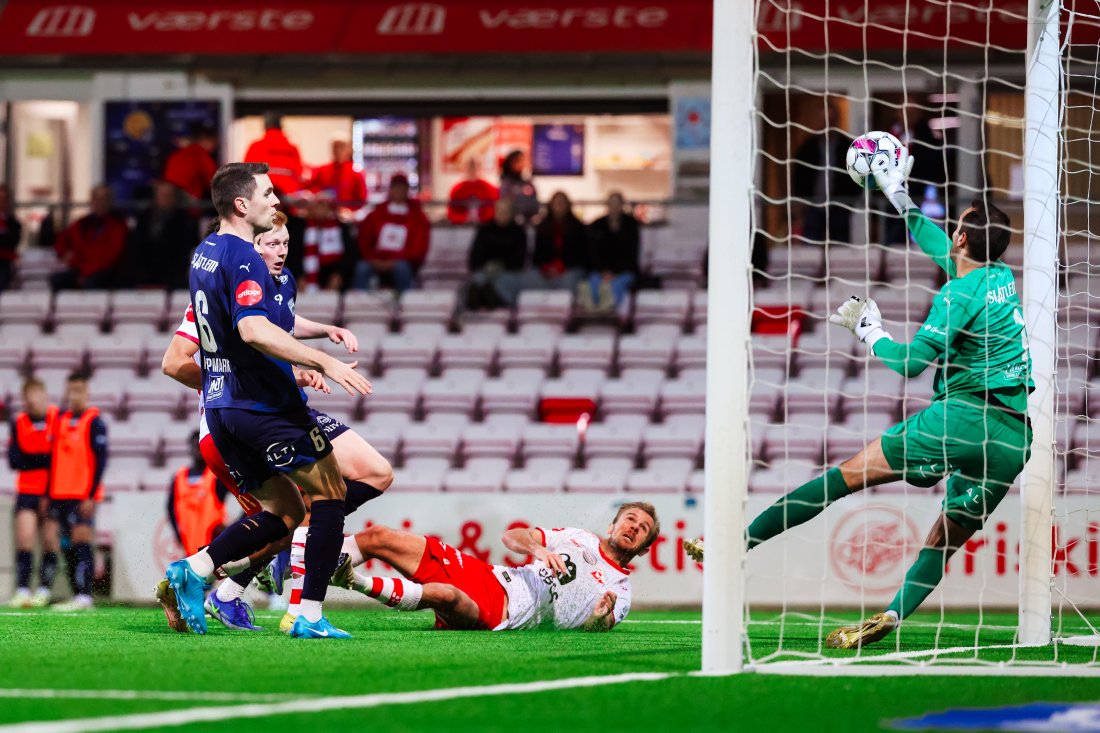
[582, 549, 596, 565]
[591, 570, 606, 585]
[236, 280, 263, 306]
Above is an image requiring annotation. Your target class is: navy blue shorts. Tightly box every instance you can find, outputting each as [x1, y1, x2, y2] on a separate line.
[47, 498, 95, 534]
[308, 408, 351, 442]
[205, 406, 334, 494]
[14, 494, 44, 514]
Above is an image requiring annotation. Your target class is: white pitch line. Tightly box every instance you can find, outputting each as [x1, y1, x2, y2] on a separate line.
[0, 690, 302, 703]
[757, 642, 1026, 669]
[0, 672, 673, 733]
[753, 663, 1100, 677]
[622, 619, 701, 624]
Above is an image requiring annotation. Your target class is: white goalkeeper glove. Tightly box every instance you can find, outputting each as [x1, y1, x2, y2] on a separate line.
[873, 146, 917, 216]
[829, 296, 892, 348]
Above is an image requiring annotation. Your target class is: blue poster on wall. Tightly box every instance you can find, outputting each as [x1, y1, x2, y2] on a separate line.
[104, 100, 221, 205]
[675, 96, 711, 150]
[532, 123, 584, 176]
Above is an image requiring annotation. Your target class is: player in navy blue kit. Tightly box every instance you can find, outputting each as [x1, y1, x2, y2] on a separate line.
[162, 162, 372, 639]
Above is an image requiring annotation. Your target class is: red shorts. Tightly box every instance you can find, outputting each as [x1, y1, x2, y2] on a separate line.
[411, 537, 507, 630]
[199, 434, 262, 517]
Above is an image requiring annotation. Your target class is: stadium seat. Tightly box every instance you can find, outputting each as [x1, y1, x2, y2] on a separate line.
[343, 291, 395, 327]
[30, 368, 70, 403]
[401, 419, 462, 462]
[521, 422, 580, 460]
[399, 289, 457, 326]
[0, 324, 38, 369]
[109, 420, 163, 458]
[421, 368, 485, 418]
[540, 370, 604, 409]
[479, 370, 544, 418]
[315, 326, 382, 374]
[438, 324, 503, 371]
[764, 412, 829, 465]
[54, 291, 110, 327]
[618, 332, 675, 372]
[29, 333, 88, 369]
[781, 367, 846, 415]
[111, 291, 168, 327]
[361, 368, 427, 416]
[141, 466, 176, 493]
[496, 329, 559, 371]
[393, 458, 449, 492]
[504, 462, 569, 493]
[344, 416, 402, 462]
[305, 388, 362, 424]
[583, 421, 644, 462]
[625, 458, 693, 494]
[598, 370, 663, 418]
[294, 290, 340, 324]
[686, 468, 705, 495]
[460, 421, 521, 461]
[378, 329, 441, 371]
[87, 332, 148, 371]
[749, 459, 820, 493]
[564, 462, 631, 494]
[633, 290, 691, 330]
[641, 421, 703, 462]
[658, 376, 706, 417]
[443, 459, 509, 493]
[691, 290, 708, 330]
[167, 290, 192, 320]
[556, 333, 616, 373]
[87, 368, 133, 413]
[516, 290, 572, 327]
[674, 334, 706, 372]
[0, 290, 51, 326]
[126, 377, 189, 416]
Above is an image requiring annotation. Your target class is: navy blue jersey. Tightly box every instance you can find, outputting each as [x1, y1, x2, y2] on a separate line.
[189, 232, 304, 413]
[269, 270, 298, 334]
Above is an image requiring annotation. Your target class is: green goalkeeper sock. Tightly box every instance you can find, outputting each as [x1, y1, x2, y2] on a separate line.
[746, 467, 850, 549]
[886, 547, 947, 619]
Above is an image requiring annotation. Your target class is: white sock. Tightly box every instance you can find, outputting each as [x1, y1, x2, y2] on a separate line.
[341, 534, 364, 566]
[352, 573, 423, 611]
[216, 579, 248, 603]
[219, 557, 251, 576]
[185, 550, 215, 580]
[884, 610, 900, 623]
[287, 528, 307, 618]
[299, 599, 323, 623]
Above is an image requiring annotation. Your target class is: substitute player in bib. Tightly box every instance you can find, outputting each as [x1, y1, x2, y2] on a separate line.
[162, 162, 372, 639]
[332, 502, 659, 631]
[685, 148, 1033, 649]
[7, 379, 58, 607]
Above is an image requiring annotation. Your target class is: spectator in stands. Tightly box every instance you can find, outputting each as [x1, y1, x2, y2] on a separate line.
[308, 139, 367, 213]
[124, 181, 198, 290]
[0, 183, 21, 293]
[273, 189, 308, 277]
[448, 157, 499, 224]
[495, 190, 587, 306]
[792, 99, 852, 245]
[41, 370, 107, 611]
[166, 431, 228, 557]
[7, 378, 57, 608]
[243, 113, 304, 196]
[465, 197, 527, 310]
[581, 191, 640, 313]
[302, 196, 355, 292]
[50, 185, 128, 291]
[498, 149, 539, 223]
[162, 123, 219, 205]
[354, 173, 430, 294]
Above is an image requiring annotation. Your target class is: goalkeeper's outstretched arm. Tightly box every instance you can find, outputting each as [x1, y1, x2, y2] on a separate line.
[874, 149, 955, 277]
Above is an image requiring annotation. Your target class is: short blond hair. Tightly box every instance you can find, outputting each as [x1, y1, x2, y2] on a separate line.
[613, 501, 660, 550]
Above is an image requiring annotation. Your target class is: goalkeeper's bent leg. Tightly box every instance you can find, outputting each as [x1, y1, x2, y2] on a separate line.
[886, 513, 976, 620]
[746, 468, 850, 549]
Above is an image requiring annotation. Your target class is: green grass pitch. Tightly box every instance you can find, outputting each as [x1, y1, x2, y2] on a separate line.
[2, 606, 1100, 732]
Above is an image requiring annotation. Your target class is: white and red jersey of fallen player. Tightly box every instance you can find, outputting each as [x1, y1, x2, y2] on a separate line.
[492, 527, 632, 631]
[174, 304, 207, 439]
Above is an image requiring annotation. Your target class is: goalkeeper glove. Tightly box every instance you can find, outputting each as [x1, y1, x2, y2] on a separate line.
[873, 146, 917, 216]
[829, 296, 892, 348]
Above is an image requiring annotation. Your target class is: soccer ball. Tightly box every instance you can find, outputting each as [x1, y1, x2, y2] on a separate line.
[845, 131, 904, 189]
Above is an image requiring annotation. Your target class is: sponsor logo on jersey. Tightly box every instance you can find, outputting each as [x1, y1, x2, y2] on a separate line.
[266, 441, 297, 468]
[206, 375, 225, 401]
[239, 263, 251, 272]
[591, 570, 606, 585]
[204, 357, 232, 373]
[236, 280, 264, 306]
[192, 252, 220, 273]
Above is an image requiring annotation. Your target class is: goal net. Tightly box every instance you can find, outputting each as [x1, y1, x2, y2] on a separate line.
[711, 0, 1100, 672]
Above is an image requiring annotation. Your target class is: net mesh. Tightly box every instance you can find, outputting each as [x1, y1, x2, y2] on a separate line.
[741, 0, 1099, 670]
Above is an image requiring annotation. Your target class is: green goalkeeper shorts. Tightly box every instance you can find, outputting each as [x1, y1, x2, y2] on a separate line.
[880, 398, 1032, 530]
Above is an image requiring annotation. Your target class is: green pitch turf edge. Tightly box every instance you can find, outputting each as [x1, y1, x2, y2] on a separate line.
[2, 607, 1100, 732]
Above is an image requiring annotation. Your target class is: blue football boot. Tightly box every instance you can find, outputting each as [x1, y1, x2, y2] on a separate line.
[164, 559, 210, 635]
[288, 615, 352, 639]
[205, 594, 264, 631]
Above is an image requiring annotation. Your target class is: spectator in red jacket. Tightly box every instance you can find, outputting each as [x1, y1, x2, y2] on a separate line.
[0, 183, 22, 293]
[162, 123, 218, 203]
[447, 158, 498, 224]
[243, 113, 304, 195]
[50, 185, 128, 291]
[308, 139, 367, 212]
[302, 196, 355, 293]
[353, 174, 429, 294]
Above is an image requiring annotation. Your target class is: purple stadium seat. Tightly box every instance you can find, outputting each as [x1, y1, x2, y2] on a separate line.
[378, 329, 442, 371]
[421, 368, 485, 418]
[343, 291, 396, 327]
[293, 291, 340, 324]
[479, 370, 544, 418]
[362, 368, 427, 416]
[438, 325, 503, 371]
[399, 289, 457, 326]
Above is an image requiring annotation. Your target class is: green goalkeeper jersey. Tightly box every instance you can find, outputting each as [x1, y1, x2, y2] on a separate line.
[872, 211, 1034, 414]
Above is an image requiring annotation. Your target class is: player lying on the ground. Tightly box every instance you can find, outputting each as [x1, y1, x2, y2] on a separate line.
[161, 162, 372, 639]
[331, 502, 659, 631]
[157, 212, 394, 634]
[686, 147, 1033, 649]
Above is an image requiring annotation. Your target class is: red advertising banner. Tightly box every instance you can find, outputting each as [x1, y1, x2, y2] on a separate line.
[0, 1, 1092, 57]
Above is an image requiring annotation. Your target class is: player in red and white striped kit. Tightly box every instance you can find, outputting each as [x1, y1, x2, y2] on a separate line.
[333, 502, 659, 632]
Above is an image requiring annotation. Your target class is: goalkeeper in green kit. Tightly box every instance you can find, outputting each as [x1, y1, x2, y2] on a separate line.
[687, 146, 1034, 648]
